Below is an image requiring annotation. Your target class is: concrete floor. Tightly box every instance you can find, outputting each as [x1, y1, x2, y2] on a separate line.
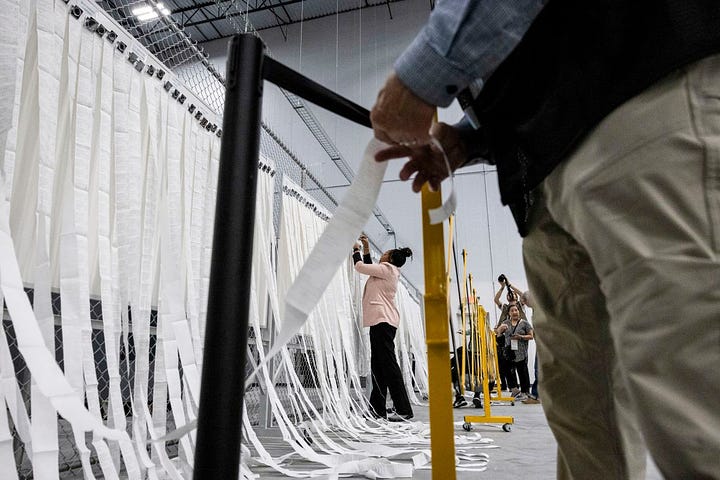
[246, 397, 665, 479]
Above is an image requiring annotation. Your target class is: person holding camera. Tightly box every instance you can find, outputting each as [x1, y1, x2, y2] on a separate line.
[352, 235, 414, 422]
[494, 274, 525, 312]
[496, 304, 534, 401]
[493, 275, 525, 395]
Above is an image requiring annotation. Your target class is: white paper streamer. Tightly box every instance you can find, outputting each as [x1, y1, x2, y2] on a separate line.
[31, 1, 62, 477]
[427, 137, 456, 225]
[0, 359, 20, 480]
[249, 138, 388, 382]
[0, 156, 125, 442]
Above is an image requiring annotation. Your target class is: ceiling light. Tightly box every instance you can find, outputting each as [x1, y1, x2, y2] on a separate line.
[132, 3, 170, 21]
[137, 11, 159, 21]
[131, 4, 152, 16]
[157, 3, 171, 15]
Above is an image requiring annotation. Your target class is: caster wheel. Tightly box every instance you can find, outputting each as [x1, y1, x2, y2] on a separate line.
[511, 401, 515, 406]
[462, 422, 473, 432]
[502, 423, 512, 432]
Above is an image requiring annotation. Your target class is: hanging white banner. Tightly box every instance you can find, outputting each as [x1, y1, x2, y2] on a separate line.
[248, 138, 388, 383]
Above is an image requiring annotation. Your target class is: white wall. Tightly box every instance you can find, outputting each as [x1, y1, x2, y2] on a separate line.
[202, 0, 529, 326]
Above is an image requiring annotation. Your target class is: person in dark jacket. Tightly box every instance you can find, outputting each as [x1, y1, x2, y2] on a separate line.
[369, 1, 720, 478]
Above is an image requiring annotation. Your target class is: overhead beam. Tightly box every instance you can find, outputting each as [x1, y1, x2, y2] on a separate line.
[171, 1, 232, 15]
[253, 0, 408, 32]
[160, 0, 411, 39]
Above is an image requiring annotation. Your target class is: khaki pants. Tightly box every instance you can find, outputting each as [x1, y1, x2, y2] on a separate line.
[523, 54, 720, 479]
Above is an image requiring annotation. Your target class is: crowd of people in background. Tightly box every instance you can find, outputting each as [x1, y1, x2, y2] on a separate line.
[451, 274, 540, 407]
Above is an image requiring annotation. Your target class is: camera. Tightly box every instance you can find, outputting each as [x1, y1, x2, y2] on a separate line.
[498, 274, 507, 284]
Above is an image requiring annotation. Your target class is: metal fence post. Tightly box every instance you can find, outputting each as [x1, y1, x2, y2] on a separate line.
[193, 33, 264, 479]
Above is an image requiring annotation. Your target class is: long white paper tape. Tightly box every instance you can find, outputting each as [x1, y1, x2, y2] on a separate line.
[248, 138, 388, 383]
[427, 137, 456, 225]
[0, 172, 125, 442]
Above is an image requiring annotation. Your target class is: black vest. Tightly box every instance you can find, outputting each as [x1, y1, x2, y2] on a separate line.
[473, 0, 720, 235]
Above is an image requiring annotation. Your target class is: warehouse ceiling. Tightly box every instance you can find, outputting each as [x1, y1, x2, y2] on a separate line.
[98, 0, 423, 44]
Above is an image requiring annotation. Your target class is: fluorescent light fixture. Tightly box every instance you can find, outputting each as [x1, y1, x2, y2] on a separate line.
[137, 11, 159, 21]
[131, 4, 152, 16]
[132, 2, 170, 21]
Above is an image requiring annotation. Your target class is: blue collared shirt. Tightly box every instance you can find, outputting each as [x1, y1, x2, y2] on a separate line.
[394, 0, 547, 107]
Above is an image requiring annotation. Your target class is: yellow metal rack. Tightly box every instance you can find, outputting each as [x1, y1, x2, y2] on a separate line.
[462, 303, 514, 432]
[421, 184, 456, 479]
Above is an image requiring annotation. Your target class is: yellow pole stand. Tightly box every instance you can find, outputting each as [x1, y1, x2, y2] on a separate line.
[421, 183, 456, 480]
[471, 287, 481, 391]
[490, 340, 516, 403]
[460, 250, 468, 394]
[490, 314, 516, 404]
[468, 278, 476, 391]
[477, 303, 488, 397]
[462, 305, 514, 433]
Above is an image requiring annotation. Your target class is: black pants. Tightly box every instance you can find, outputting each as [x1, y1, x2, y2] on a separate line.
[369, 322, 413, 417]
[497, 337, 518, 390]
[513, 357, 531, 394]
[450, 347, 481, 395]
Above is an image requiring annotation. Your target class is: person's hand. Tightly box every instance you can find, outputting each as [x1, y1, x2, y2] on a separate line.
[359, 234, 369, 248]
[353, 242, 361, 250]
[511, 334, 521, 341]
[375, 122, 467, 192]
[370, 72, 436, 145]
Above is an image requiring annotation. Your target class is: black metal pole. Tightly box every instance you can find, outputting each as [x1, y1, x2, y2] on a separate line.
[193, 34, 264, 480]
[263, 56, 371, 128]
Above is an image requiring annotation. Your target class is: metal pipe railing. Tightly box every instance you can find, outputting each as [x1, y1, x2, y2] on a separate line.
[193, 34, 264, 480]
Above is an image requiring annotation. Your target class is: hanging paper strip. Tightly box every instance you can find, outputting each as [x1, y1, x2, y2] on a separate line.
[250, 138, 389, 380]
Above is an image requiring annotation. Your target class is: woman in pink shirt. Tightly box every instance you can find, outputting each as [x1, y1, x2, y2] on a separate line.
[353, 235, 414, 421]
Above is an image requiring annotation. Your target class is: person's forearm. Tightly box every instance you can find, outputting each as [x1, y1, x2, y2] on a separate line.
[509, 283, 523, 296]
[494, 286, 504, 307]
[361, 242, 371, 264]
[394, 0, 546, 107]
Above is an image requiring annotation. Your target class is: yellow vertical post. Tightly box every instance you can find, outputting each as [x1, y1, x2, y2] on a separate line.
[460, 250, 468, 393]
[472, 287, 480, 390]
[462, 302, 513, 431]
[421, 183, 456, 480]
[468, 275, 476, 389]
[478, 304, 493, 416]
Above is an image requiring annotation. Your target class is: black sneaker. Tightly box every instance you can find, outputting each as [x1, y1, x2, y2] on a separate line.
[453, 396, 468, 408]
[472, 397, 483, 408]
